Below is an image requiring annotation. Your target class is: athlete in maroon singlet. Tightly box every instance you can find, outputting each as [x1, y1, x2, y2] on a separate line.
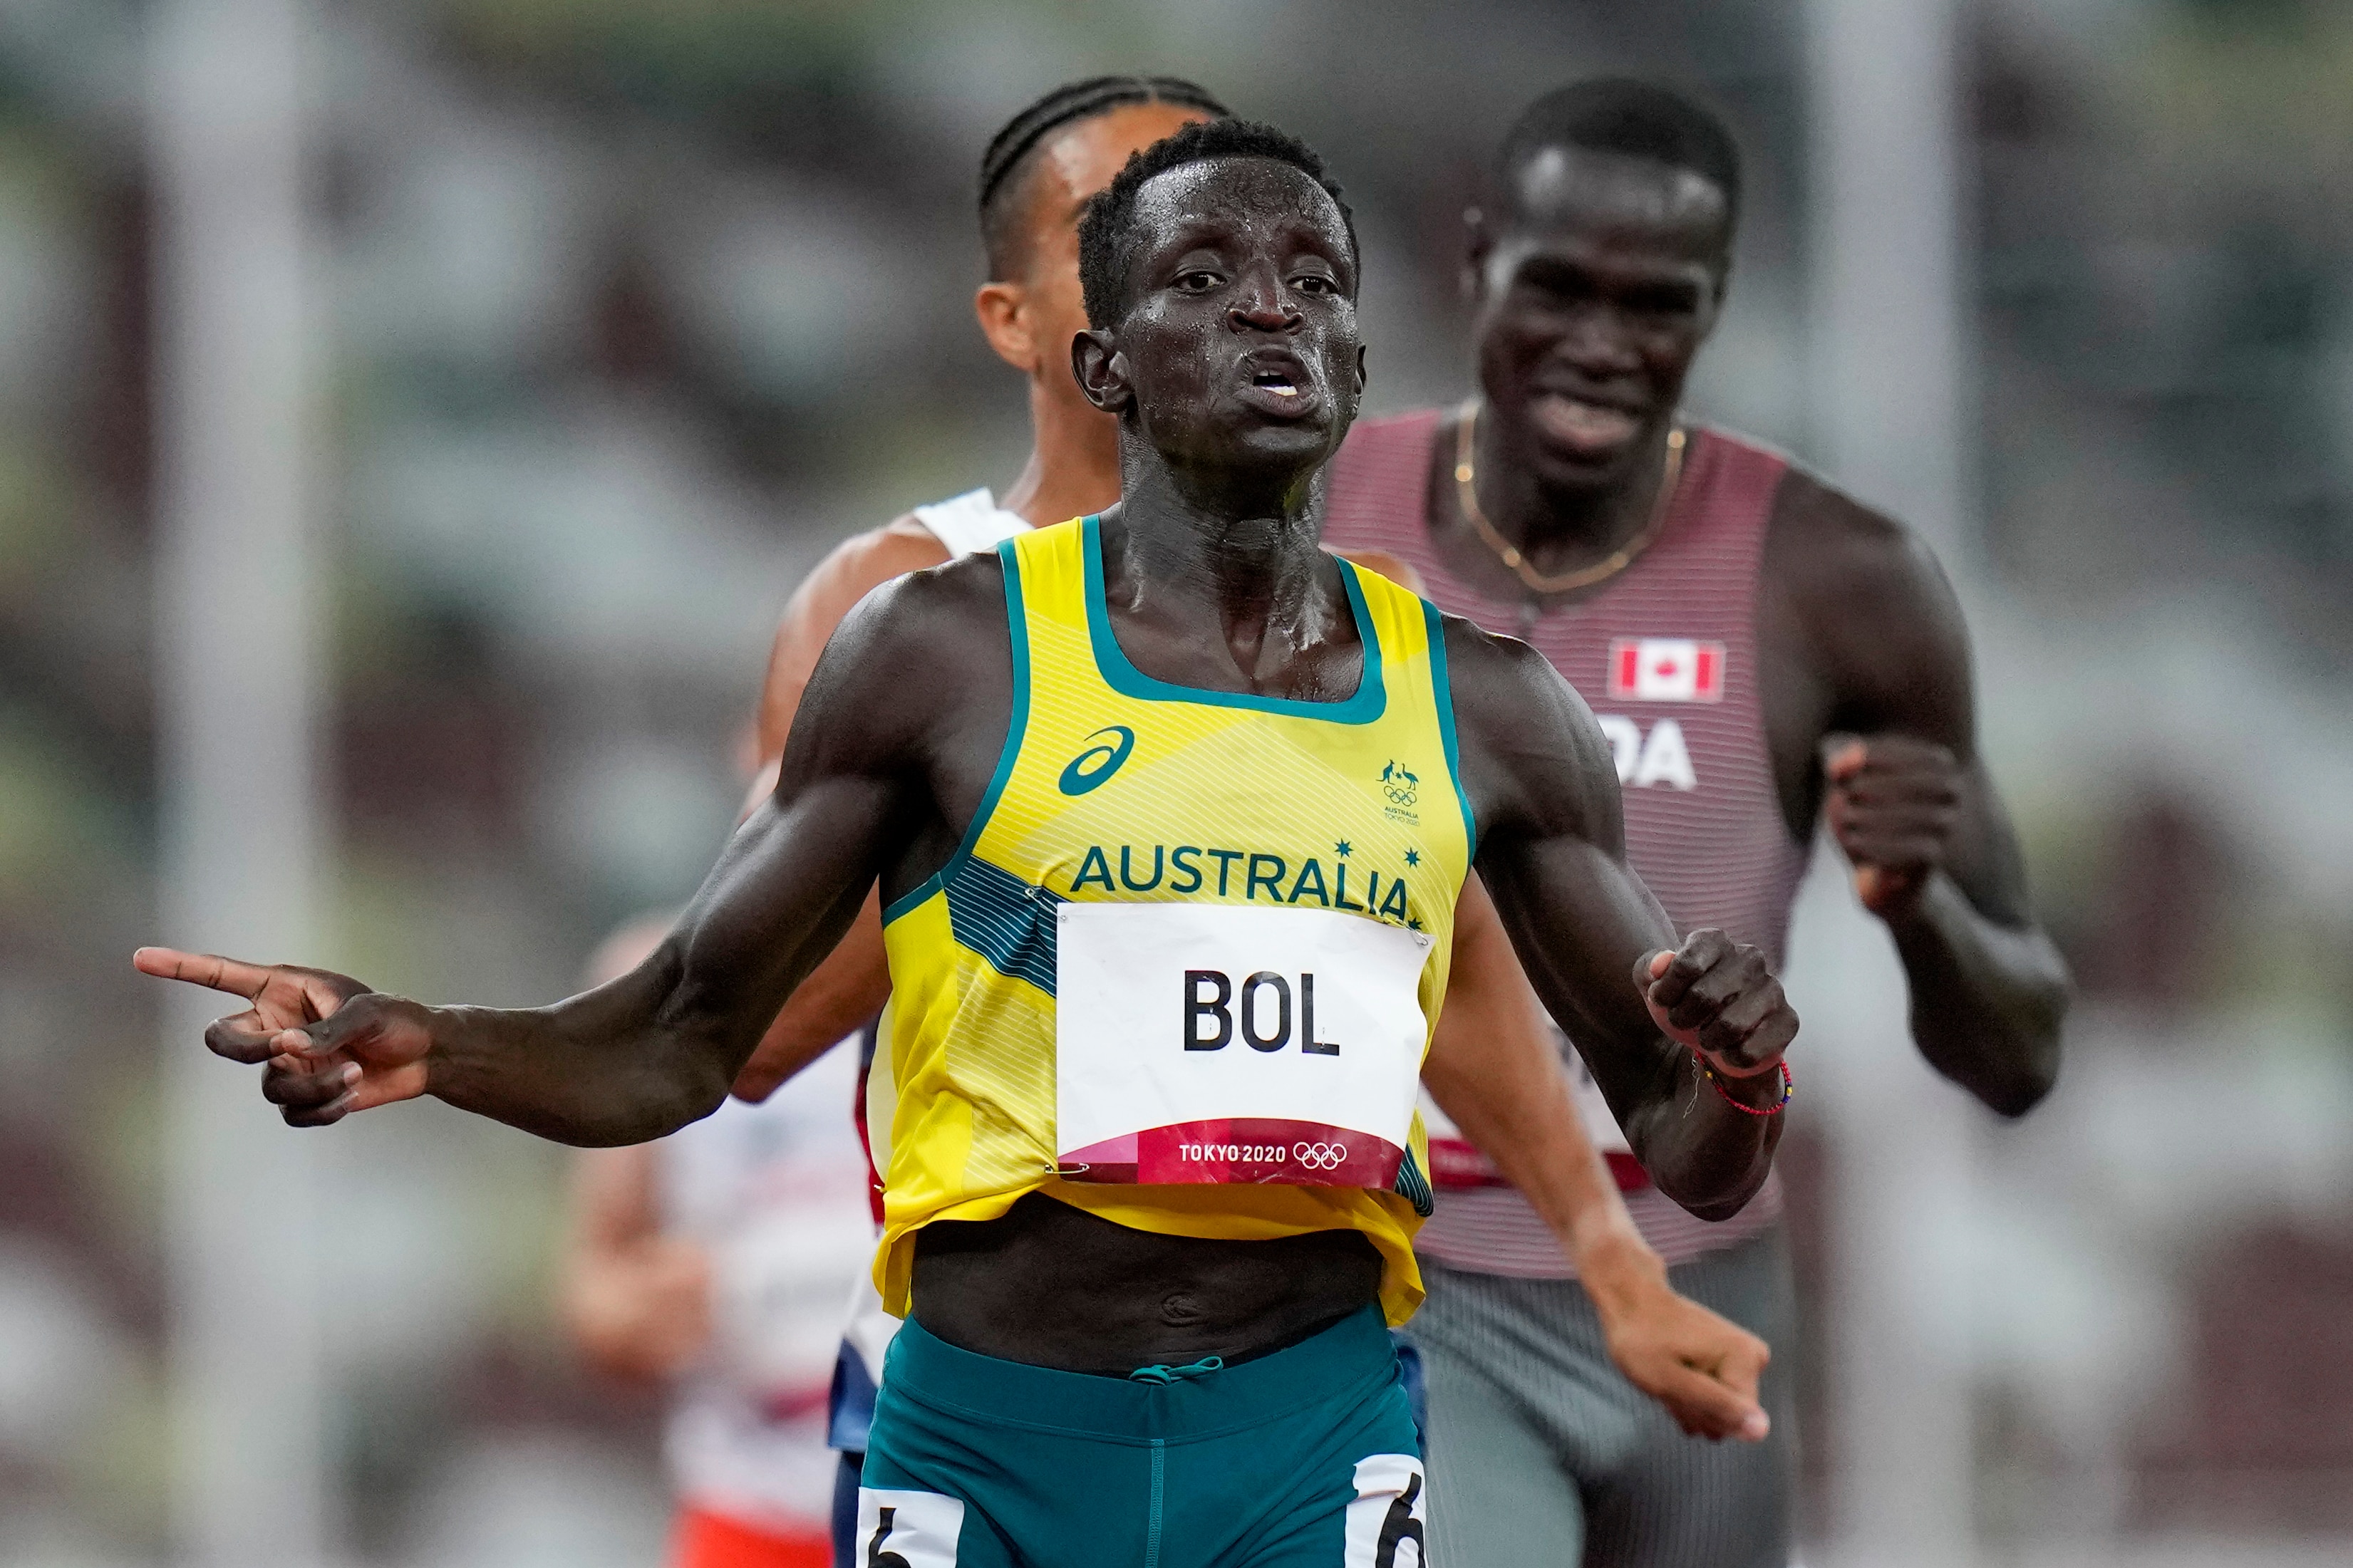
[1333, 413, 1804, 1272]
[1321, 81, 2069, 1568]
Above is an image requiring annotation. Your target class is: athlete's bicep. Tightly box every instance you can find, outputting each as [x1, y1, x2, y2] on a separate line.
[664, 576, 964, 1054]
[1815, 521, 1975, 755]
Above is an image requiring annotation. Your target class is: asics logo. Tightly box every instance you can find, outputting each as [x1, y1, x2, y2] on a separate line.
[1293, 1141, 1349, 1171]
[1057, 725, 1135, 796]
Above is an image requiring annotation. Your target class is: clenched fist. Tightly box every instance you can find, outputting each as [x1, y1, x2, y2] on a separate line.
[1824, 734, 1962, 917]
[1633, 928, 1796, 1084]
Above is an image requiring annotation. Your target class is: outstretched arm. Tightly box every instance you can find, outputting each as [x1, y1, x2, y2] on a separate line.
[1446, 623, 1797, 1220]
[135, 569, 981, 1145]
[1768, 484, 2069, 1115]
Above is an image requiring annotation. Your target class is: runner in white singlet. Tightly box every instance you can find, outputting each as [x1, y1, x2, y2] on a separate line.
[561, 917, 870, 1568]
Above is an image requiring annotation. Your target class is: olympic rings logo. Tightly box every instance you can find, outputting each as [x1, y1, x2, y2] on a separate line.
[1292, 1141, 1349, 1171]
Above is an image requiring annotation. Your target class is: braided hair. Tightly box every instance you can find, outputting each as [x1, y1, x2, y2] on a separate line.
[979, 74, 1229, 281]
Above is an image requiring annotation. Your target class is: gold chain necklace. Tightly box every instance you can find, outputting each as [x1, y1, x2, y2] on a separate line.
[1452, 398, 1685, 597]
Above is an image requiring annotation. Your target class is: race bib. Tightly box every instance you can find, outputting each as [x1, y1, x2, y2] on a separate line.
[1055, 902, 1431, 1188]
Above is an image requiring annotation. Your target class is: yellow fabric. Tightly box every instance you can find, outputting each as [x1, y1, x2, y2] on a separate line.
[875, 515, 1473, 1325]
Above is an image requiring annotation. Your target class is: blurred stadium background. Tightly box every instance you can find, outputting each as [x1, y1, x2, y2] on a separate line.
[3, 0, 2350, 1564]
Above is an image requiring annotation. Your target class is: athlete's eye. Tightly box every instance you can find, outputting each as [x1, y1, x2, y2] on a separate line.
[1173, 269, 1223, 293]
[1293, 274, 1338, 296]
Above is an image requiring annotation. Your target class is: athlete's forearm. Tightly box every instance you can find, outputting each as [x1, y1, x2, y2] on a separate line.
[428, 788, 883, 1142]
[1616, 1048, 1784, 1221]
[1421, 1035, 1654, 1282]
[423, 953, 741, 1146]
[1482, 855, 1787, 1218]
[732, 888, 892, 1101]
[1886, 868, 2067, 1116]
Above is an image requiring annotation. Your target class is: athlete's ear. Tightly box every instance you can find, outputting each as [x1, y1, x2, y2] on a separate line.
[1071, 328, 1132, 415]
[1705, 256, 1734, 323]
[975, 280, 1037, 373]
[1462, 205, 1494, 304]
[1354, 343, 1367, 395]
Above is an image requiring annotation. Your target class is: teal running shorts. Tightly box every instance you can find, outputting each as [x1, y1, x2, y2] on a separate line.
[857, 1304, 1426, 1568]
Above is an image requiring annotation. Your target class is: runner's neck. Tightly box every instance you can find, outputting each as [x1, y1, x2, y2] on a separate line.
[1000, 375, 1124, 527]
[1096, 485, 1346, 695]
[1467, 410, 1675, 569]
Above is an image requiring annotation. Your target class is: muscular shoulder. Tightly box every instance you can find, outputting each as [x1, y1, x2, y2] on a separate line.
[1762, 467, 1973, 745]
[1767, 469, 1948, 616]
[1437, 614, 1624, 852]
[790, 549, 1010, 771]
[827, 547, 1008, 684]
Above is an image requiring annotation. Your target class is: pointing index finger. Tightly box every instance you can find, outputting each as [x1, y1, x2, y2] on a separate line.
[133, 947, 276, 1000]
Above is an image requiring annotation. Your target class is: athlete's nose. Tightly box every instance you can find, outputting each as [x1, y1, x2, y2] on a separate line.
[1556, 303, 1645, 376]
[1226, 269, 1300, 334]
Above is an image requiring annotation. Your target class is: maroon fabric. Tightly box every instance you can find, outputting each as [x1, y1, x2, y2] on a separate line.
[1323, 408, 1807, 1273]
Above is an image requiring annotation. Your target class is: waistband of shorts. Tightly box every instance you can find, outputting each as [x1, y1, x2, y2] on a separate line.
[885, 1305, 1395, 1442]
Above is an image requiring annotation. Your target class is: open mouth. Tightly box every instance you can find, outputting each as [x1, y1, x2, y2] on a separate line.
[1251, 369, 1300, 398]
[1531, 390, 1641, 452]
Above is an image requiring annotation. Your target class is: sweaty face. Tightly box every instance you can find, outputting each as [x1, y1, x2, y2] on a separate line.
[1102, 157, 1363, 487]
[1473, 145, 1729, 492]
[1013, 103, 1213, 397]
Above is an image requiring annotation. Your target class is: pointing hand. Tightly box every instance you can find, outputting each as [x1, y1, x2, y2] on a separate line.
[133, 948, 431, 1126]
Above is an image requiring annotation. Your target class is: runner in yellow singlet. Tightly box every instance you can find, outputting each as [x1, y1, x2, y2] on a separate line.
[138, 118, 1801, 1567]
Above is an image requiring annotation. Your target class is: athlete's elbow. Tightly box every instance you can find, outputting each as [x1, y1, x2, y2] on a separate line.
[551, 1039, 735, 1147]
[1638, 1139, 1772, 1222]
[1655, 1168, 1769, 1224]
[646, 1050, 736, 1140]
[1984, 1019, 2064, 1118]
[1973, 976, 2069, 1119]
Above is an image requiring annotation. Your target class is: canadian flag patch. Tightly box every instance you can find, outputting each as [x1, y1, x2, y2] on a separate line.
[1608, 638, 1725, 703]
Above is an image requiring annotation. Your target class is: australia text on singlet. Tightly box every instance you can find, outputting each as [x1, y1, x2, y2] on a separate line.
[873, 514, 1473, 1324]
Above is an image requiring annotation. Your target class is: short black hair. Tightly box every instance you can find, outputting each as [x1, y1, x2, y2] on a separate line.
[1076, 118, 1357, 330]
[978, 76, 1230, 281]
[1494, 78, 1742, 230]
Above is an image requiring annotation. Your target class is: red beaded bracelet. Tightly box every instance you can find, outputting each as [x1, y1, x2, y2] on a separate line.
[1697, 1054, 1793, 1116]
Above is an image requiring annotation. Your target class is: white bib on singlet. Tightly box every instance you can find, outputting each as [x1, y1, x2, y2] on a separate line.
[1055, 902, 1430, 1188]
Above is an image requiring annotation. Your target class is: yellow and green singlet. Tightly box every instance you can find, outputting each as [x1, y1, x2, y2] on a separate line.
[872, 514, 1474, 1325]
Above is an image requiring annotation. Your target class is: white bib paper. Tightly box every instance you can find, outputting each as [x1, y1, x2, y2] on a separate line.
[1055, 902, 1431, 1189]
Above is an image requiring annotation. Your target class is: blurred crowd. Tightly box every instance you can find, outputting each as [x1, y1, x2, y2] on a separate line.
[2, 1, 2349, 1564]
